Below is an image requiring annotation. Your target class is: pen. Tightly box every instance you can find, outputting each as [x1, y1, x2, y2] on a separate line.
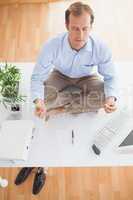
[72, 130, 74, 144]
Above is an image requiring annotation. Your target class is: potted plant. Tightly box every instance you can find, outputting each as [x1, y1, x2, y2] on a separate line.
[0, 62, 26, 112]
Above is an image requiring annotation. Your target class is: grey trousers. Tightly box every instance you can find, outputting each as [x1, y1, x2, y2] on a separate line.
[44, 70, 105, 114]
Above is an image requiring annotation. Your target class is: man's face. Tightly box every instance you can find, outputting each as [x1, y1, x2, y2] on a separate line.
[66, 12, 92, 50]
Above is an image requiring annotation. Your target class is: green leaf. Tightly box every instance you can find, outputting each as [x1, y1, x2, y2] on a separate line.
[0, 62, 26, 106]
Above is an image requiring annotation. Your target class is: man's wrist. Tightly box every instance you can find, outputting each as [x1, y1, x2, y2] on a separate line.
[33, 98, 44, 105]
[106, 96, 117, 102]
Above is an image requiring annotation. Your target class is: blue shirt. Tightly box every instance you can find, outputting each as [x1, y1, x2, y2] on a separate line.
[31, 32, 118, 102]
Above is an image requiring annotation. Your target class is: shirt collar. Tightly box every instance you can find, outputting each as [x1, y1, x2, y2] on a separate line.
[64, 32, 92, 53]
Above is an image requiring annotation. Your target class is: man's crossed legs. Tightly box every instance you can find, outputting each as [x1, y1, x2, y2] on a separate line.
[44, 70, 105, 115]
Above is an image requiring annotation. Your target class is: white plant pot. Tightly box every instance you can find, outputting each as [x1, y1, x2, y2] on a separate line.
[0, 104, 10, 122]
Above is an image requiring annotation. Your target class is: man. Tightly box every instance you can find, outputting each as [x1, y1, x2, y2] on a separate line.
[31, 1, 117, 119]
[15, 1, 118, 195]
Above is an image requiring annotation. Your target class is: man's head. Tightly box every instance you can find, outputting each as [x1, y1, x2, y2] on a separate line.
[65, 2, 94, 50]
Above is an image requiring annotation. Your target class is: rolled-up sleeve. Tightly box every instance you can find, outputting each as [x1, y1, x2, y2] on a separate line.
[98, 43, 118, 100]
[30, 40, 56, 103]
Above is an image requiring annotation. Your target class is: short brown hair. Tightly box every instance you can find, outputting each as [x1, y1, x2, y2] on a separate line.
[65, 1, 94, 25]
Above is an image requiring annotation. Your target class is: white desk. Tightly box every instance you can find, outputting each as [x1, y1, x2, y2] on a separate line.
[0, 62, 133, 167]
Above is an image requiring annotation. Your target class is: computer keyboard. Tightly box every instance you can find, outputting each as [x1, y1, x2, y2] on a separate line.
[92, 110, 131, 155]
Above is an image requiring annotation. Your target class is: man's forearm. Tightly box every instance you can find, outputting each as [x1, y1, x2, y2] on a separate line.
[104, 78, 118, 101]
[31, 62, 55, 103]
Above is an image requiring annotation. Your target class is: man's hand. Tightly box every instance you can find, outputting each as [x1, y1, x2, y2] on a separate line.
[34, 99, 46, 118]
[104, 96, 117, 113]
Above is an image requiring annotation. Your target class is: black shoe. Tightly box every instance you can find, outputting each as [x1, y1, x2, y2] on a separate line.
[32, 168, 46, 195]
[15, 167, 34, 185]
